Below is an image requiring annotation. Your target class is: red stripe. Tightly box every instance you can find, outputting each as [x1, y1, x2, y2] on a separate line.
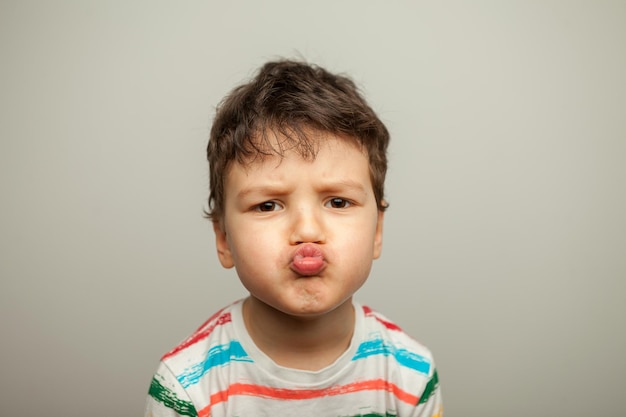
[362, 305, 403, 331]
[162, 311, 231, 360]
[197, 378, 417, 416]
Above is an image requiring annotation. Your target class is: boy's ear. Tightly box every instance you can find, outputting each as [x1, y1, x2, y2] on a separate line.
[213, 220, 234, 268]
[373, 209, 384, 259]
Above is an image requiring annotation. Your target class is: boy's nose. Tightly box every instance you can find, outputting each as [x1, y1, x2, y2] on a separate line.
[289, 207, 326, 244]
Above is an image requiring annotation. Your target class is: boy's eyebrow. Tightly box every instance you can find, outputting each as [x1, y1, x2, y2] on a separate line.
[321, 179, 369, 194]
[235, 184, 290, 199]
[236, 179, 369, 199]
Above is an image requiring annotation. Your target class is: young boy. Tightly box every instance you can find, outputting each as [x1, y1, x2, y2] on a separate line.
[144, 60, 443, 417]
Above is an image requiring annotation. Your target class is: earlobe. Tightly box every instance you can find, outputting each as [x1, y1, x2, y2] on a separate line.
[213, 221, 234, 268]
[373, 210, 384, 259]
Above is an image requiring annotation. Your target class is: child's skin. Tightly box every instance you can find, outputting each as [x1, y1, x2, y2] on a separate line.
[213, 131, 384, 371]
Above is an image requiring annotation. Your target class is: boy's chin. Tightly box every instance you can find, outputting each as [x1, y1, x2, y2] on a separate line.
[251, 294, 354, 320]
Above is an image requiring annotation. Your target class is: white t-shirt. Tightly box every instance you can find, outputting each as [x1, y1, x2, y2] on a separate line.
[144, 300, 442, 417]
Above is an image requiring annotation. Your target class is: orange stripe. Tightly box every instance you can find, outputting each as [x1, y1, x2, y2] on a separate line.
[197, 378, 417, 416]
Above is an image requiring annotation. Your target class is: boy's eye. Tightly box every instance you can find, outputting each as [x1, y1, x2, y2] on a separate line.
[256, 201, 281, 212]
[325, 198, 351, 209]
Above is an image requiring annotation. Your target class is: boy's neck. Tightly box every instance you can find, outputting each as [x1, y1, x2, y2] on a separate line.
[242, 296, 355, 371]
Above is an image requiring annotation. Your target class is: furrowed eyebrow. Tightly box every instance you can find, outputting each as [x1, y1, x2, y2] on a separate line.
[235, 179, 369, 200]
[318, 179, 369, 196]
[325, 179, 367, 192]
[236, 184, 291, 200]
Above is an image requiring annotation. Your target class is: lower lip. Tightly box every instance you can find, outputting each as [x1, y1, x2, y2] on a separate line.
[291, 256, 325, 276]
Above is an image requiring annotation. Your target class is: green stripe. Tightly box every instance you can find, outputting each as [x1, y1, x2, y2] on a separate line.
[149, 377, 197, 417]
[418, 369, 439, 405]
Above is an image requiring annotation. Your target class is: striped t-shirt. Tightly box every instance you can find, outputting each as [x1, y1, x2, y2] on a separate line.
[144, 300, 442, 417]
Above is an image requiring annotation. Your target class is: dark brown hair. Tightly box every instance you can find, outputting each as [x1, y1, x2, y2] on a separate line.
[206, 59, 390, 222]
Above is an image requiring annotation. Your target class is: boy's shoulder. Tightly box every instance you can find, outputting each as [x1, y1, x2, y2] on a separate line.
[159, 300, 243, 371]
[357, 303, 435, 375]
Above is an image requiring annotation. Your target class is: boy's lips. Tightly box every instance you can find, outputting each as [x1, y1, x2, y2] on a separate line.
[290, 244, 325, 276]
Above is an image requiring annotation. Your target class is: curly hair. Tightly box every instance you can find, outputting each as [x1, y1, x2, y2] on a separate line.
[206, 59, 390, 222]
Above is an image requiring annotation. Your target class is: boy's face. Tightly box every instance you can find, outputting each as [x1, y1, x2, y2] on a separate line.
[213, 132, 384, 318]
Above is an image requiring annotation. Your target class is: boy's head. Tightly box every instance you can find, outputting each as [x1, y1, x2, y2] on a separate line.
[206, 60, 390, 224]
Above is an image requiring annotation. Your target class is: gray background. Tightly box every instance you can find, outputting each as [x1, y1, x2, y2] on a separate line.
[1, 1, 625, 416]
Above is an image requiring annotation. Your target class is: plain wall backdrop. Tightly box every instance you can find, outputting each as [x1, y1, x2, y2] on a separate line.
[1, 1, 625, 416]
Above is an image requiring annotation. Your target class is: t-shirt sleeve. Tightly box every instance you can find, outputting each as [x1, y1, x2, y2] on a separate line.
[412, 367, 443, 417]
[144, 361, 198, 417]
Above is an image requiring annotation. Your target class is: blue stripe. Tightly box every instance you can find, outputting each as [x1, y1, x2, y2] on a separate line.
[352, 338, 431, 375]
[177, 340, 253, 388]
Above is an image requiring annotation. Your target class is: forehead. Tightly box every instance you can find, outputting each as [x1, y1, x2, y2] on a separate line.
[235, 129, 367, 171]
[224, 133, 371, 190]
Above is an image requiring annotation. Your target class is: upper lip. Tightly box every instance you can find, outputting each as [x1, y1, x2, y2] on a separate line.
[292, 243, 324, 261]
[289, 243, 326, 276]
